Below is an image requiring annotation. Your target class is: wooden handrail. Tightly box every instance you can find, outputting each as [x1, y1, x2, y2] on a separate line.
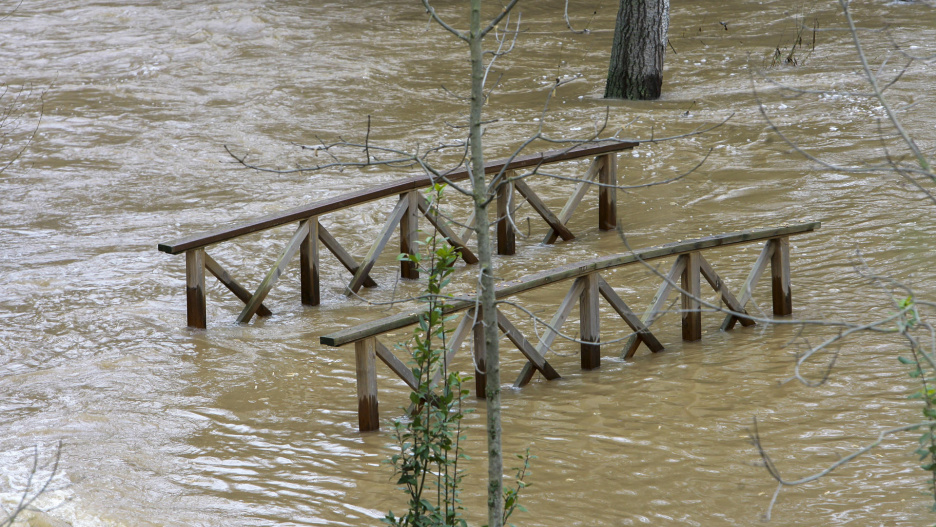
[320, 221, 821, 347]
[158, 141, 637, 255]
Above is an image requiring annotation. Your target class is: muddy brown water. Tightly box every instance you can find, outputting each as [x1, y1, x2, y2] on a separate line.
[2, 1, 936, 525]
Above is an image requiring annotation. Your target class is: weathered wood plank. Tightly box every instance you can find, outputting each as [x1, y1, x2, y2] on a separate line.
[622, 255, 688, 358]
[514, 277, 586, 387]
[771, 237, 792, 316]
[720, 240, 776, 331]
[204, 253, 273, 317]
[471, 309, 486, 399]
[682, 252, 702, 342]
[512, 178, 575, 242]
[596, 275, 663, 353]
[236, 220, 311, 324]
[346, 197, 409, 295]
[698, 254, 753, 328]
[598, 154, 617, 231]
[400, 191, 419, 279]
[299, 218, 320, 306]
[580, 272, 601, 369]
[186, 249, 207, 329]
[416, 194, 479, 264]
[496, 176, 516, 255]
[159, 142, 638, 254]
[495, 310, 561, 381]
[321, 222, 820, 347]
[458, 209, 477, 245]
[355, 337, 380, 432]
[374, 339, 418, 392]
[543, 156, 601, 244]
[318, 223, 378, 288]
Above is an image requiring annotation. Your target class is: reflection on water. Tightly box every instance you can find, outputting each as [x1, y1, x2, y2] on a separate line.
[1, 0, 935, 525]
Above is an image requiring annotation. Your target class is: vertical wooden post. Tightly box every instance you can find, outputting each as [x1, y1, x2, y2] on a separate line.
[400, 191, 419, 279]
[580, 272, 601, 369]
[496, 174, 516, 255]
[186, 248, 206, 329]
[355, 337, 380, 432]
[598, 154, 618, 231]
[681, 251, 702, 342]
[471, 309, 487, 399]
[771, 237, 792, 316]
[300, 218, 320, 306]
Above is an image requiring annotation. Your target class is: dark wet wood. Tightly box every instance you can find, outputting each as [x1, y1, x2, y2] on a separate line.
[321, 222, 821, 347]
[543, 157, 601, 244]
[400, 191, 419, 279]
[598, 154, 617, 231]
[355, 337, 380, 432]
[204, 253, 273, 317]
[512, 178, 574, 242]
[159, 142, 638, 255]
[596, 275, 663, 352]
[471, 309, 486, 399]
[771, 237, 792, 316]
[374, 339, 418, 391]
[346, 197, 408, 295]
[496, 177, 516, 255]
[580, 272, 601, 369]
[681, 252, 702, 342]
[318, 223, 378, 288]
[515, 277, 585, 387]
[698, 253, 753, 328]
[622, 255, 687, 358]
[236, 220, 310, 324]
[186, 248, 206, 329]
[299, 218, 320, 306]
[720, 240, 775, 331]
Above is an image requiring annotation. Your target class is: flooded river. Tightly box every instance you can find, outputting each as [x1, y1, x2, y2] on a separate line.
[2, 0, 936, 525]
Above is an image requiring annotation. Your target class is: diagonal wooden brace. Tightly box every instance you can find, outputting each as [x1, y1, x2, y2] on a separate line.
[236, 220, 311, 324]
[622, 255, 688, 358]
[720, 240, 775, 331]
[318, 223, 378, 288]
[204, 253, 272, 317]
[515, 277, 586, 387]
[543, 156, 601, 244]
[596, 275, 663, 352]
[698, 254, 754, 328]
[416, 194, 479, 264]
[495, 309, 561, 381]
[346, 197, 409, 295]
[512, 178, 575, 242]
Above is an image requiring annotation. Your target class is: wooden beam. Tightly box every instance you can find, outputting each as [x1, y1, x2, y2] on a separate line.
[771, 237, 792, 316]
[597, 154, 617, 231]
[321, 222, 821, 347]
[299, 218, 320, 306]
[543, 157, 601, 244]
[374, 339, 418, 391]
[580, 272, 601, 369]
[682, 252, 702, 342]
[159, 141, 638, 255]
[512, 178, 574, 242]
[204, 253, 272, 317]
[622, 255, 688, 358]
[720, 240, 775, 331]
[400, 191, 419, 279]
[346, 197, 409, 295]
[515, 277, 586, 387]
[355, 337, 380, 432]
[495, 310, 561, 381]
[496, 176, 516, 255]
[471, 309, 486, 399]
[236, 220, 311, 324]
[698, 254, 754, 328]
[596, 275, 663, 352]
[416, 194, 479, 264]
[318, 223, 378, 288]
[186, 248, 206, 329]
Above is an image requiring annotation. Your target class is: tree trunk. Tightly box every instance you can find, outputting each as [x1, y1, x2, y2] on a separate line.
[604, 0, 669, 100]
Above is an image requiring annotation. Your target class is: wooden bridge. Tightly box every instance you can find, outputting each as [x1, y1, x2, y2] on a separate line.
[319, 222, 820, 431]
[158, 141, 636, 328]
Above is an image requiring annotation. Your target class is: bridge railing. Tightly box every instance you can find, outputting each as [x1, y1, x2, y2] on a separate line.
[319, 222, 821, 431]
[158, 141, 637, 328]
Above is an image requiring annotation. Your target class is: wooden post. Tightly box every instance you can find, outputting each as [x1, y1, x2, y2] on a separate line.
[580, 272, 601, 369]
[355, 337, 380, 432]
[471, 309, 487, 399]
[400, 191, 419, 279]
[598, 154, 617, 231]
[496, 175, 516, 255]
[300, 218, 320, 306]
[771, 237, 792, 316]
[682, 251, 702, 342]
[186, 248, 207, 329]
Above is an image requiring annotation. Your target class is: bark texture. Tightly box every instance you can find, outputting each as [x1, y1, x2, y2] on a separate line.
[605, 0, 670, 100]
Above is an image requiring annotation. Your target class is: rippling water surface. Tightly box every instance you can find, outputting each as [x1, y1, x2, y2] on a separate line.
[2, 1, 936, 525]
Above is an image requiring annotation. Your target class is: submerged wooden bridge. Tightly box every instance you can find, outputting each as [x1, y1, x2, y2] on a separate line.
[158, 141, 636, 328]
[320, 222, 820, 431]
